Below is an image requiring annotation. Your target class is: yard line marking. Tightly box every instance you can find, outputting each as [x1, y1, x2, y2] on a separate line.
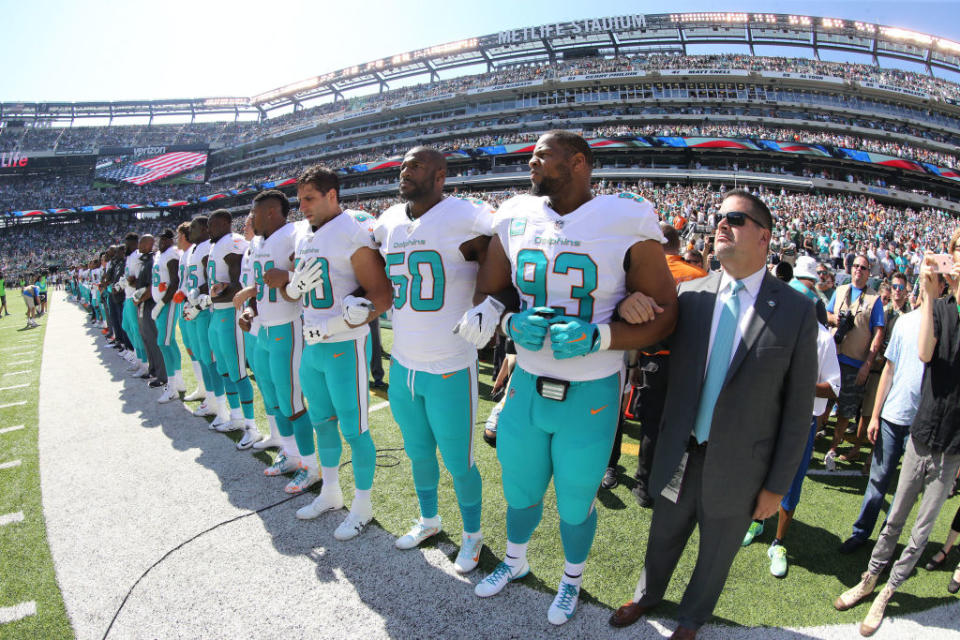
[807, 469, 863, 477]
[7, 360, 33, 365]
[0, 601, 36, 624]
[0, 511, 24, 526]
[0, 384, 29, 392]
[0, 347, 31, 352]
[0, 459, 21, 470]
[3, 371, 32, 377]
[370, 401, 390, 413]
[0, 401, 27, 409]
[0, 425, 25, 435]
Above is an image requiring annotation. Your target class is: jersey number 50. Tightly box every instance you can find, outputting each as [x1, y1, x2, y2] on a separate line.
[516, 249, 597, 321]
[385, 250, 444, 311]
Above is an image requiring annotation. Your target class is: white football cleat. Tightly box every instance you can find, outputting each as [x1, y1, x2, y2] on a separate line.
[236, 426, 263, 450]
[157, 385, 178, 404]
[395, 516, 442, 550]
[252, 436, 282, 450]
[184, 387, 206, 401]
[264, 453, 300, 477]
[547, 579, 581, 625]
[284, 467, 321, 494]
[475, 560, 530, 598]
[296, 489, 345, 520]
[192, 401, 218, 417]
[214, 419, 243, 433]
[454, 533, 484, 574]
[210, 410, 232, 430]
[334, 509, 373, 541]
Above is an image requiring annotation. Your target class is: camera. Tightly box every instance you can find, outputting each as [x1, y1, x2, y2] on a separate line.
[833, 310, 856, 345]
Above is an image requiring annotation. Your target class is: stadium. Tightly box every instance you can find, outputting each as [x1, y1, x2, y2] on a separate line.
[2, 8, 960, 640]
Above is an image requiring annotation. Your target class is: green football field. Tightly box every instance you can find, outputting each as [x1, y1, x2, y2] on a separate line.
[2, 292, 959, 639]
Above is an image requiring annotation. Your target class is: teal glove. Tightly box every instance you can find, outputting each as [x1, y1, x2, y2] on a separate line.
[549, 315, 601, 359]
[506, 307, 553, 351]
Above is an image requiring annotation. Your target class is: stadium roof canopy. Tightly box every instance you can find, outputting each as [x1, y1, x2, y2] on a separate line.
[2, 12, 959, 122]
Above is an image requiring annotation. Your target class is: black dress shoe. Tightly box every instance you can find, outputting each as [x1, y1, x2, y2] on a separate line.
[631, 485, 653, 508]
[148, 379, 165, 388]
[609, 601, 656, 627]
[601, 467, 619, 490]
[839, 536, 867, 554]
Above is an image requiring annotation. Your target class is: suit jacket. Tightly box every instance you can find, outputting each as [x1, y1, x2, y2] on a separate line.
[649, 270, 818, 516]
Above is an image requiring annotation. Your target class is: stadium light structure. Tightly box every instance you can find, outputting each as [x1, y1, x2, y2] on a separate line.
[2, 12, 960, 122]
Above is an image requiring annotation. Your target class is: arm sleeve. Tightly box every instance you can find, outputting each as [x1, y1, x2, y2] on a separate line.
[869, 298, 886, 330]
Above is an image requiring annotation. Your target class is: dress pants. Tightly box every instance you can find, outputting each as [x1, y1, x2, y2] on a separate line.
[634, 440, 753, 630]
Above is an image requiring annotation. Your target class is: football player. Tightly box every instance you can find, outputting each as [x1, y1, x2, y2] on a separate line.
[464, 131, 677, 624]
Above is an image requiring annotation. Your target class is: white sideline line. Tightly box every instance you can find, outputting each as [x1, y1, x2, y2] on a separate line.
[0, 459, 21, 470]
[3, 371, 31, 376]
[807, 469, 863, 477]
[0, 511, 24, 526]
[0, 384, 29, 392]
[0, 601, 36, 624]
[370, 401, 390, 413]
[0, 425, 24, 435]
[0, 401, 27, 409]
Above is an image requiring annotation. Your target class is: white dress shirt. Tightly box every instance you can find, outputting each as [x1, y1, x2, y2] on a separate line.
[705, 266, 767, 374]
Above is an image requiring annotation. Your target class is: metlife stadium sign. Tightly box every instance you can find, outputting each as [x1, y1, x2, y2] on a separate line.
[496, 15, 648, 44]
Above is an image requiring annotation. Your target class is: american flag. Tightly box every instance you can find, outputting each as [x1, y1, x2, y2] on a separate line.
[99, 151, 207, 186]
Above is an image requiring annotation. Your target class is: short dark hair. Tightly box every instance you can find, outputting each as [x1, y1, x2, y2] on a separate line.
[545, 130, 593, 166]
[298, 165, 340, 200]
[159, 228, 174, 240]
[124, 232, 139, 242]
[722, 189, 772, 230]
[191, 215, 209, 228]
[253, 189, 290, 218]
[890, 271, 907, 283]
[210, 209, 232, 224]
[659, 222, 680, 252]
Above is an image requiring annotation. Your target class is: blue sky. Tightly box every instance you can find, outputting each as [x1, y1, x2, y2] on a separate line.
[2, 0, 959, 103]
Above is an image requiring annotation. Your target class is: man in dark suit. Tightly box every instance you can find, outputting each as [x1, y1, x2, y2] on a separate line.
[609, 189, 818, 639]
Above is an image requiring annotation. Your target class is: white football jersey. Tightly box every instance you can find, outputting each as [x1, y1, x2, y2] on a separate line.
[373, 196, 495, 373]
[296, 210, 377, 342]
[187, 239, 211, 294]
[177, 245, 193, 296]
[241, 243, 261, 336]
[152, 246, 181, 304]
[208, 233, 248, 309]
[250, 222, 303, 327]
[494, 193, 665, 382]
[124, 250, 141, 298]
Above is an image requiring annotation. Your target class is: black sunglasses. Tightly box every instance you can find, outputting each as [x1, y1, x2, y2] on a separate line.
[714, 211, 767, 230]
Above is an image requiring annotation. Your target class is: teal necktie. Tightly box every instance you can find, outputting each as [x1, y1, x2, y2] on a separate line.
[693, 279, 745, 444]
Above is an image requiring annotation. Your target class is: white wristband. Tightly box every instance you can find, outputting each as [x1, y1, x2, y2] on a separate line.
[500, 312, 514, 334]
[596, 323, 612, 351]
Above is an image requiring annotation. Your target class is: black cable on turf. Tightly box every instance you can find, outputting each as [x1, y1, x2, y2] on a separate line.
[101, 445, 407, 639]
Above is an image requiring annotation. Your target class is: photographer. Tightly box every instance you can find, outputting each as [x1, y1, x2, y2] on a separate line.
[825, 254, 885, 468]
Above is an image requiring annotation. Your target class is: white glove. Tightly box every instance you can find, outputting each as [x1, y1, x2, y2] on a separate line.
[112, 282, 123, 293]
[133, 287, 147, 303]
[187, 288, 200, 306]
[453, 296, 506, 348]
[196, 294, 212, 310]
[285, 258, 325, 299]
[151, 303, 163, 322]
[183, 303, 199, 321]
[342, 295, 374, 325]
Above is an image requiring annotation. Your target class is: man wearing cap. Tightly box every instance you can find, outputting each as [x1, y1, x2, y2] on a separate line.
[610, 189, 817, 639]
